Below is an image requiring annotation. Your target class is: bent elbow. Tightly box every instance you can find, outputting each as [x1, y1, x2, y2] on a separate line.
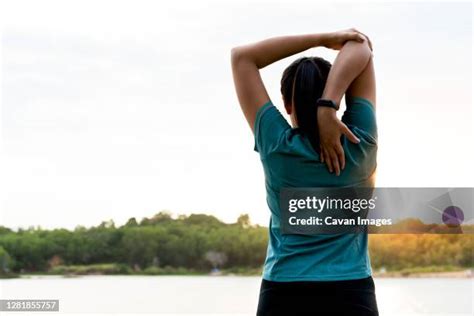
[351, 40, 373, 63]
[231, 46, 244, 65]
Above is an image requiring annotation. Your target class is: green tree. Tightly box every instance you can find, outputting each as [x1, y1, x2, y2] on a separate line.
[237, 214, 251, 228]
[0, 246, 12, 274]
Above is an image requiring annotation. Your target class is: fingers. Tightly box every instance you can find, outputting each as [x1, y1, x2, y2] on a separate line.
[329, 149, 341, 176]
[347, 31, 365, 43]
[367, 37, 373, 51]
[357, 31, 373, 51]
[321, 145, 344, 176]
[323, 148, 333, 173]
[349, 28, 373, 51]
[341, 124, 360, 144]
[336, 144, 345, 170]
[321, 141, 346, 175]
[361, 33, 373, 51]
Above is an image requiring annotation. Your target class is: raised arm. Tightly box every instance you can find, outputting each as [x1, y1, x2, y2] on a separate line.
[320, 39, 374, 107]
[231, 31, 366, 132]
[317, 33, 374, 175]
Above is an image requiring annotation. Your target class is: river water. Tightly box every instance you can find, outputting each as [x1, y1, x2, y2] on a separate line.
[0, 276, 472, 315]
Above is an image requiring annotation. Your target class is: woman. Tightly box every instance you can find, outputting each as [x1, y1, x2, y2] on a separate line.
[231, 29, 378, 315]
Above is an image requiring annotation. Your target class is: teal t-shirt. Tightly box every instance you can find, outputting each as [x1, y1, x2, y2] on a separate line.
[254, 96, 378, 282]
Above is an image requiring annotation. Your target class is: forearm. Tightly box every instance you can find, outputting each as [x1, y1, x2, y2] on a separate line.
[321, 40, 372, 107]
[231, 33, 328, 69]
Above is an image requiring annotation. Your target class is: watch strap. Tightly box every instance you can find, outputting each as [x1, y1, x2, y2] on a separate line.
[316, 98, 339, 110]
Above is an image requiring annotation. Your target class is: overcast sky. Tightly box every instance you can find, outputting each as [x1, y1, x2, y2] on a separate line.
[0, 0, 472, 230]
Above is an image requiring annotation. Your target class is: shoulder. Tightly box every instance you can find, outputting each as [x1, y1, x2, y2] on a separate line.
[342, 96, 377, 145]
[254, 100, 291, 155]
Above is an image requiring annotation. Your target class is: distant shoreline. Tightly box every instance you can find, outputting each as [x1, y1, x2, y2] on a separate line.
[372, 269, 473, 278]
[3, 268, 473, 279]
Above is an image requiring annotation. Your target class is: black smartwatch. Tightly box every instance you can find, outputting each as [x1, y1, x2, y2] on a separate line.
[316, 98, 339, 111]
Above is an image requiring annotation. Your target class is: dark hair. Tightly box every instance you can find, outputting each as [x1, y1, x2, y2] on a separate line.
[280, 56, 331, 151]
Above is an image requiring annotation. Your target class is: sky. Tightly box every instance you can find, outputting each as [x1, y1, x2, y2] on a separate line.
[0, 0, 472, 230]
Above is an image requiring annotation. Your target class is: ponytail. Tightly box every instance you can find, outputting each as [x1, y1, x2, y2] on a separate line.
[281, 57, 331, 151]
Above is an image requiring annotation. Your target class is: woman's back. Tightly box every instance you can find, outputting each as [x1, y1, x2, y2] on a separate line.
[254, 96, 377, 281]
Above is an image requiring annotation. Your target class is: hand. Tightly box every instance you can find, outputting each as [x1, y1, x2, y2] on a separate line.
[317, 107, 360, 176]
[322, 28, 373, 51]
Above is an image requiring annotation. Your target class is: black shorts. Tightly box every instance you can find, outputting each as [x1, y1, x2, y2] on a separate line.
[257, 276, 379, 316]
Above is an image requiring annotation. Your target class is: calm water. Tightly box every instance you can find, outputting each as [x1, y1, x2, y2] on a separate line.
[0, 276, 472, 315]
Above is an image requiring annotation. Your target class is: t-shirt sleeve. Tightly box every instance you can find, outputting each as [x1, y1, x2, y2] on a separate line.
[254, 100, 291, 156]
[341, 96, 378, 144]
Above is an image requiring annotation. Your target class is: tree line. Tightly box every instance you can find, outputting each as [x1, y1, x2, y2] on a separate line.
[0, 212, 472, 275]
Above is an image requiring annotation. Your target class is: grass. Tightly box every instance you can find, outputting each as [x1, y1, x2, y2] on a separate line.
[46, 264, 260, 276]
[49, 263, 132, 275]
[0, 272, 20, 279]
